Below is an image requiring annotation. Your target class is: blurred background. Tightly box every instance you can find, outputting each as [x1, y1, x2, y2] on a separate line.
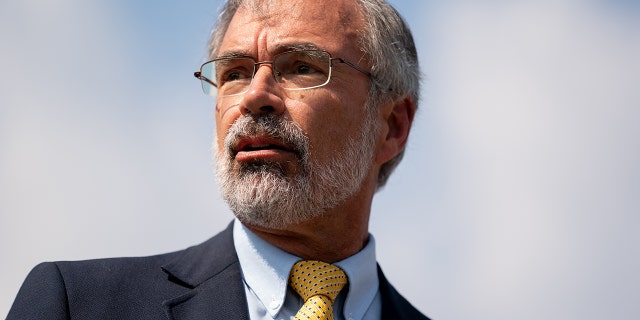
[1, 0, 639, 318]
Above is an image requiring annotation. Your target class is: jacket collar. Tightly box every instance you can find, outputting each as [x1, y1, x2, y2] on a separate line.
[160, 221, 249, 319]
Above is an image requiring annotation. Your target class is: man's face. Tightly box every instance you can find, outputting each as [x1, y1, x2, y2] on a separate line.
[214, 0, 380, 229]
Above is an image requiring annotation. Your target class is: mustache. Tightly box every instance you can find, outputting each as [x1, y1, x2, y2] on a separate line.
[224, 114, 309, 160]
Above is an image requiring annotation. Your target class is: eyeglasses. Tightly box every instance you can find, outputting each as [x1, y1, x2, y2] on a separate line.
[194, 49, 372, 97]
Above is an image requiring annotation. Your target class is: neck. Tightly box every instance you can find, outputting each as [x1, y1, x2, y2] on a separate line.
[243, 178, 376, 263]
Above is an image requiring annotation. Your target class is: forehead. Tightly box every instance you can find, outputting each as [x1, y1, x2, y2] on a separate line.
[220, 0, 364, 56]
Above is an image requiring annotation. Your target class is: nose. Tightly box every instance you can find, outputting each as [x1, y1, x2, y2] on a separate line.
[238, 64, 285, 116]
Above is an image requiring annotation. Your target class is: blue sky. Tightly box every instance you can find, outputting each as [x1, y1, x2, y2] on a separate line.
[1, 0, 639, 318]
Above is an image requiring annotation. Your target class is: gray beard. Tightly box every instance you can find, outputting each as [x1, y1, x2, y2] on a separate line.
[215, 112, 378, 229]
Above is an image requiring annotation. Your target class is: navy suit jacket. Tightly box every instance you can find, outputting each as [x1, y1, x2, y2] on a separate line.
[8, 222, 429, 319]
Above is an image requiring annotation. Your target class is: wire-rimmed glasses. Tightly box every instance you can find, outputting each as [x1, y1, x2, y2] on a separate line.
[194, 49, 371, 97]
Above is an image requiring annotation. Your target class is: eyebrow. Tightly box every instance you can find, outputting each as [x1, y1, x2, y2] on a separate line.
[272, 42, 324, 53]
[214, 50, 253, 60]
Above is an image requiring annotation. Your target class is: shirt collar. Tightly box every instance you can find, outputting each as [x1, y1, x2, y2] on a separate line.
[334, 235, 379, 320]
[233, 219, 299, 318]
[233, 218, 379, 320]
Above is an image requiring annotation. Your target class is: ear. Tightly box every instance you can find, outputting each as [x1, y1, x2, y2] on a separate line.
[375, 96, 416, 165]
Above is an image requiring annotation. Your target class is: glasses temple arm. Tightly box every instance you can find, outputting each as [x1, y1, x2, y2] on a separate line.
[333, 58, 372, 78]
[194, 71, 218, 88]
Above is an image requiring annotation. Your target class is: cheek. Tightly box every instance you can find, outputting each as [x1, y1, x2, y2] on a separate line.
[214, 105, 239, 151]
[291, 95, 367, 160]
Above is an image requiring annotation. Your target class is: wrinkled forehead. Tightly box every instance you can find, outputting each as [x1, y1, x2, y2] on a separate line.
[225, 0, 364, 51]
[240, 0, 361, 28]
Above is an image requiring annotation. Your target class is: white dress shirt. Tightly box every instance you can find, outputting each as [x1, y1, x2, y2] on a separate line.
[233, 219, 382, 320]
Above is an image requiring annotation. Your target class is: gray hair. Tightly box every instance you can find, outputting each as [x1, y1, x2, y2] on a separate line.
[207, 0, 420, 188]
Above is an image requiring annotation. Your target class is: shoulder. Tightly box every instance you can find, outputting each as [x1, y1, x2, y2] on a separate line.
[7, 253, 181, 319]
[8, 223, 237, 319]
[7, 262, 69, 320]
[55, 251, 179, 287]
[8, 251, 190, 319]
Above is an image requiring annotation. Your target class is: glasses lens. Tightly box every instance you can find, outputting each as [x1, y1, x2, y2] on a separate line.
[214, 57, 255, 96]
[199, 61, 216, 96]
[274, 50, 331, 90]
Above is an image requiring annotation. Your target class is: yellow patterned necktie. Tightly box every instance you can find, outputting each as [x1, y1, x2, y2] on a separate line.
[289, 260, 348, 320]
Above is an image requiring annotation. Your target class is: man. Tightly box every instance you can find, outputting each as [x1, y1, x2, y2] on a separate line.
[8, 0, 427, 319]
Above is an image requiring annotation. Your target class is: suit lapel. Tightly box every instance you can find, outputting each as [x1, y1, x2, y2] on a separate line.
[378, 265, 430, 320]
[160, 222, 249, 320]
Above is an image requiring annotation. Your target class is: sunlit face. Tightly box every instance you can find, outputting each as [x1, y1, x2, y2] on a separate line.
[214, 0, 380, 229]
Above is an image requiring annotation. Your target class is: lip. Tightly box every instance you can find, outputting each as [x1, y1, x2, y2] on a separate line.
[233, 136, 298, 162]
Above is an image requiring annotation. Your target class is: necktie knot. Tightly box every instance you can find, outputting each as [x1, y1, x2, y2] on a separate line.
[289, 260, 348, 320]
